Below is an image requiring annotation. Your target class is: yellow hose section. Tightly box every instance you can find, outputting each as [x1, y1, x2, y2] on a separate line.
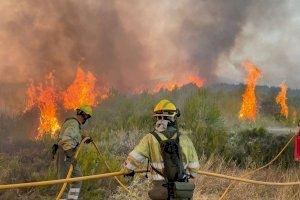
[218, 134, 296, 200]
[195, 169, 300, 186]
[0, 169, 147, 190]
[91, 141, 139, 198]
[56, 137, 133, 200]
[55, 137, 90, 200]
[3, 169, 300, 191]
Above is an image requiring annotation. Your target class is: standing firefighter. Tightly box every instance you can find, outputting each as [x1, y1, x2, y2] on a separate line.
[124, 99, 199, 200]
[54, 105, 93, 200]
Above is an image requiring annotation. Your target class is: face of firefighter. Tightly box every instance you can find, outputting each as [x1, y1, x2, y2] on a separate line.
[77, 113, 91, 125]
[155, 119, 169, 132]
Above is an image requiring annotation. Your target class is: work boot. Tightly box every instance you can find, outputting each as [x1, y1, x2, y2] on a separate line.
[67, 187, 80, 200]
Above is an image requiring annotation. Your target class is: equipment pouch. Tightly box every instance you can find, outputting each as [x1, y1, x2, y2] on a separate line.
[174, 182, 195, 199]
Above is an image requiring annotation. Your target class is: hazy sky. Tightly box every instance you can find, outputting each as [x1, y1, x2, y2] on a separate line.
[216, 0, 300, 88]
[0, 0, 299, 89]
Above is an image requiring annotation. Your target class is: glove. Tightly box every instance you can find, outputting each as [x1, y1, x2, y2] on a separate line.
[65, 149, 77, 166]
[123, 169, 135, 177]
[84, 137, 93, 144]
[51, 143, 58, 159]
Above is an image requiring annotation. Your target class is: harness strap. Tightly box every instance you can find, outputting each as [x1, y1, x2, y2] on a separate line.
[150, 131, 165, 179]
[151, 131, 163, 144]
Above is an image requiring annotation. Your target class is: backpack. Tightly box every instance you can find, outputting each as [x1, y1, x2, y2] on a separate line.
[151, 131, 195, 199]
[151, 131, 186, 182]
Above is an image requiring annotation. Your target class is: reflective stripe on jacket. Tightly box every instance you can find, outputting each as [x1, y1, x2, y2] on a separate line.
[58, 118, 82, 151]
[126, 132, 200, 180]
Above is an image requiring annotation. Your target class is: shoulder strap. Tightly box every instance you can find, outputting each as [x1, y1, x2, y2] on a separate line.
[151, 131, 163, 144]
[150, 131, 166, 178]
[175, 131, 181, 142]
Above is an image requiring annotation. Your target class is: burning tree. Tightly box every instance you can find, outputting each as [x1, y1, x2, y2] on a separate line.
[239, 61, 262, 121]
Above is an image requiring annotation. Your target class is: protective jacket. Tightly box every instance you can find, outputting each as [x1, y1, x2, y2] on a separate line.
[57, 117, 83, 200]
[58, 118, 82, 151]
[125, 131, 199, 180]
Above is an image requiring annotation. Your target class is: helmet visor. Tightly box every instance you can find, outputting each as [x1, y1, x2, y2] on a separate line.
[153, 110, 176, 117]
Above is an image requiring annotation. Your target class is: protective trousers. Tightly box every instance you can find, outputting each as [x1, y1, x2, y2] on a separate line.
[57, 147, 83, 200]
[148, 181, 190, 200]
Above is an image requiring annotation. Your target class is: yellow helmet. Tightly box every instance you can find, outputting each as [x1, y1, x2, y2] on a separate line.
[153, 99, 178, 117]
[77, 105, 93, 117]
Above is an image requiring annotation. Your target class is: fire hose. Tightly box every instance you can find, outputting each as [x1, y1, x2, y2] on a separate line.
[0, 170, 147, 190]
[2, 169, 300, 190]
[56, 137, 134, 200]
[218, 133, 296, 200]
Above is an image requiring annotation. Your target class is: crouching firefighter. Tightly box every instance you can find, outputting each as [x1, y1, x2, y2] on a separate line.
[124, 99, 200, 200]
[52, 105, 93, 200]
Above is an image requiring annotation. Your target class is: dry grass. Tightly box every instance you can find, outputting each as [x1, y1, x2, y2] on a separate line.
[110, 156, 300, 200]
[194, 160, 300, 200]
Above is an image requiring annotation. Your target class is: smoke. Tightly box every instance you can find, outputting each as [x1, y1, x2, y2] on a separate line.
[2, 0, 297, 104]
[174, 0, 252, 83]
[0, 0, 150, 91]
[0, 0, 255, 90]
[218, 0, 300, 88]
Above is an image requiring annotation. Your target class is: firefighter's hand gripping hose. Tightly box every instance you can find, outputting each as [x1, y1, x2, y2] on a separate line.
[218, 133, 296, 200]
[56, 137, 135, 200]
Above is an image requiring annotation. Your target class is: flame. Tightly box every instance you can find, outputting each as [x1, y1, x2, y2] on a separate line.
[151, 75, 203, 94]
[24, 67, 110, 140]
[239, 61, 262, 121]
[63, 68, 104, 110]
[25, 73, 60, 140]
[276, 81, 289, 118]
[24, 81, 36, 112]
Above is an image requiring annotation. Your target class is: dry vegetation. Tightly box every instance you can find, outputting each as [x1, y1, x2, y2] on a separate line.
[1, 84, 300, 199]
[112, 156, 300, 200]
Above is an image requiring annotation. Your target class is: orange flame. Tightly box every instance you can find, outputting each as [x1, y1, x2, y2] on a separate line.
[25, 73, 60, 140]
[24, 81, 36, 112]
[24, 67, 110, 140]
[151, 75, 203, 94]
[63, 68, 104, 110]
[239, 61, 262, 121]
[276, 81, 289, 118]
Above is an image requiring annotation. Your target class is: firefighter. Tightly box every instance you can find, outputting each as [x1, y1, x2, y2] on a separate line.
[124, 99, 199, 200]
[55, 105, 93, 200]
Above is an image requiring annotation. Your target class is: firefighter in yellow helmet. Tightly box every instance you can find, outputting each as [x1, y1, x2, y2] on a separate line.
[53, 105, 93, 200]
[124, 99, 199, 200]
